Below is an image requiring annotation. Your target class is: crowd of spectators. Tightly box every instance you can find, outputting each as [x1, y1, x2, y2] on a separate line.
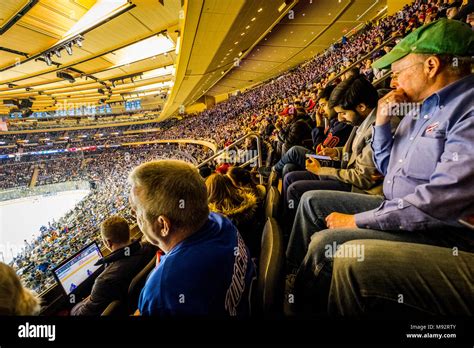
[2, 0, 472, 308]
[7, 143, 209, 293]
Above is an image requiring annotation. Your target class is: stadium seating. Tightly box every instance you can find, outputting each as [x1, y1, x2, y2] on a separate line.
[2, 0, 472, 321]
[264, 186, 280, 220]
[254, 217, 285, 316]
[101, 300, 125, 317]
[127, 255, 157, 315]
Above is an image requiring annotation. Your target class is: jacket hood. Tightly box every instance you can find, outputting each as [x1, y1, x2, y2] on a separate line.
[209, 191, 258, 226]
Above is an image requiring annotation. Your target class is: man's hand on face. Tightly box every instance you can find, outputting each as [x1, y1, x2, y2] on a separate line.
[315, 109, 325, 127]
[325, 212, 356, 229]
[376, 88, 409, 126]
[305, 157, 321, 175]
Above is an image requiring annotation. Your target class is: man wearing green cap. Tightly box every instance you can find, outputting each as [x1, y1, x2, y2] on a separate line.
[286, 19, 474, 315]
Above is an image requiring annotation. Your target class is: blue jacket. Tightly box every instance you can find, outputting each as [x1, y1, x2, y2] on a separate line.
[138, 212, 256, 316]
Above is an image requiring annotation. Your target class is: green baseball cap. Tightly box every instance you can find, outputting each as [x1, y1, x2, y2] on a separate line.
[372, 19, 474, 69]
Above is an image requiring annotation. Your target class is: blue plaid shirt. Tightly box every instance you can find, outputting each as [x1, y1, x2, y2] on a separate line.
[356, 74, 474, 231]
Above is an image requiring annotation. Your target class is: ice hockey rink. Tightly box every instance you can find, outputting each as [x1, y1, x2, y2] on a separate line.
[0, 189, 90, 263]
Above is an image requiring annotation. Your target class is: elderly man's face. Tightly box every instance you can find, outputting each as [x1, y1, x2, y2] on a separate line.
[391, 54, 427, 102]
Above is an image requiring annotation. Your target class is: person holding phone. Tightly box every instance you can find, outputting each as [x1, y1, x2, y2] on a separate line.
[259, 84, 353, 180]
[281, 76, 396, 235]
[288, 19, 474, 315]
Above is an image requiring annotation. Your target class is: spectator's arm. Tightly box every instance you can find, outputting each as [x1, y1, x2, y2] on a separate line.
[318, 135, 380, 190]
[371, 122, 393, 176]
[70, 276, 117, 316]
[356, 112, 474, 230]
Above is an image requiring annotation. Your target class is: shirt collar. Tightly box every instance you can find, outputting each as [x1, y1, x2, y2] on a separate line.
[424, 74, 474, 108]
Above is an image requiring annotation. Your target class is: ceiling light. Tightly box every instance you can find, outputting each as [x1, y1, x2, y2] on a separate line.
[107, 35, 175, 67]
[133, 81, 174, 92]
[65, 42, 73, 55]
[63, 0, 129, 38]
[75, 36, 84, 47]
[251, 17, 256, 21]
[258, 8, 263, 12]
[141, 65, 174, 79]
[175, 34, 181, 55]
[44, 53, 52, 66]
[234, 41, 238, 45]
[241, 32, 245, 36]
[245, 25, 250, 29]
[278, 2, 286, 12]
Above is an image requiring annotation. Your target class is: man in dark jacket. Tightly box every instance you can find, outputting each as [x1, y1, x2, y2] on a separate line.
[261, 84, 353, 179]
[276, 110, 313, 155]
[71, 216, 155, 316]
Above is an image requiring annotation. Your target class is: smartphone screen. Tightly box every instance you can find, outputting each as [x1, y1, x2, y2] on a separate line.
[305, 154, 332, 161]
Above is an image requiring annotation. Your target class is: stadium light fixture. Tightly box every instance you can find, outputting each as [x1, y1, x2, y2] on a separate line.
[75, 37, 84, 48]
[175, 34, 181, 55]
[65, 42, 73, 55]
[133, 80, 174, 92]
[63, 0, 129, 39]
[44, 53, 52, 66]
[141, 65, 174, 79]
[109, 34, 175, 67]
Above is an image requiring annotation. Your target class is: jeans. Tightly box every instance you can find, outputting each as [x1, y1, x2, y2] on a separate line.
[281, 171, 351, 236]
[329, 240, 474, 316]
[286, 190, 474, 314]
[273, 146, 310, 175]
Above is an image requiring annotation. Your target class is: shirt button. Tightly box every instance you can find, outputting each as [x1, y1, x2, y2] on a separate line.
[439, 105, 444, 109]
[387, 180, 391, 184]
[398, 159, 403, 163]
[399, 226, 403, 230]
[423, 115, 429, 119]
[409, 137, 414, 141]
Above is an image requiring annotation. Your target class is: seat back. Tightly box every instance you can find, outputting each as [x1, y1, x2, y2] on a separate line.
[256, 217, 284, 316]
[127, 255, 157, 314]
[101, 300, 125, 316]
[264, 186, 280, 220]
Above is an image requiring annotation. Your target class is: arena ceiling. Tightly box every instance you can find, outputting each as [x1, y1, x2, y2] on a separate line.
[160, 0, 388, 120]
[0, 0, 387, 120]
[0, 0, 181, 115]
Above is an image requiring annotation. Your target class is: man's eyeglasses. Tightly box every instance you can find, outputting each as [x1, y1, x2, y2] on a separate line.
[391, 61, 424, 79]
